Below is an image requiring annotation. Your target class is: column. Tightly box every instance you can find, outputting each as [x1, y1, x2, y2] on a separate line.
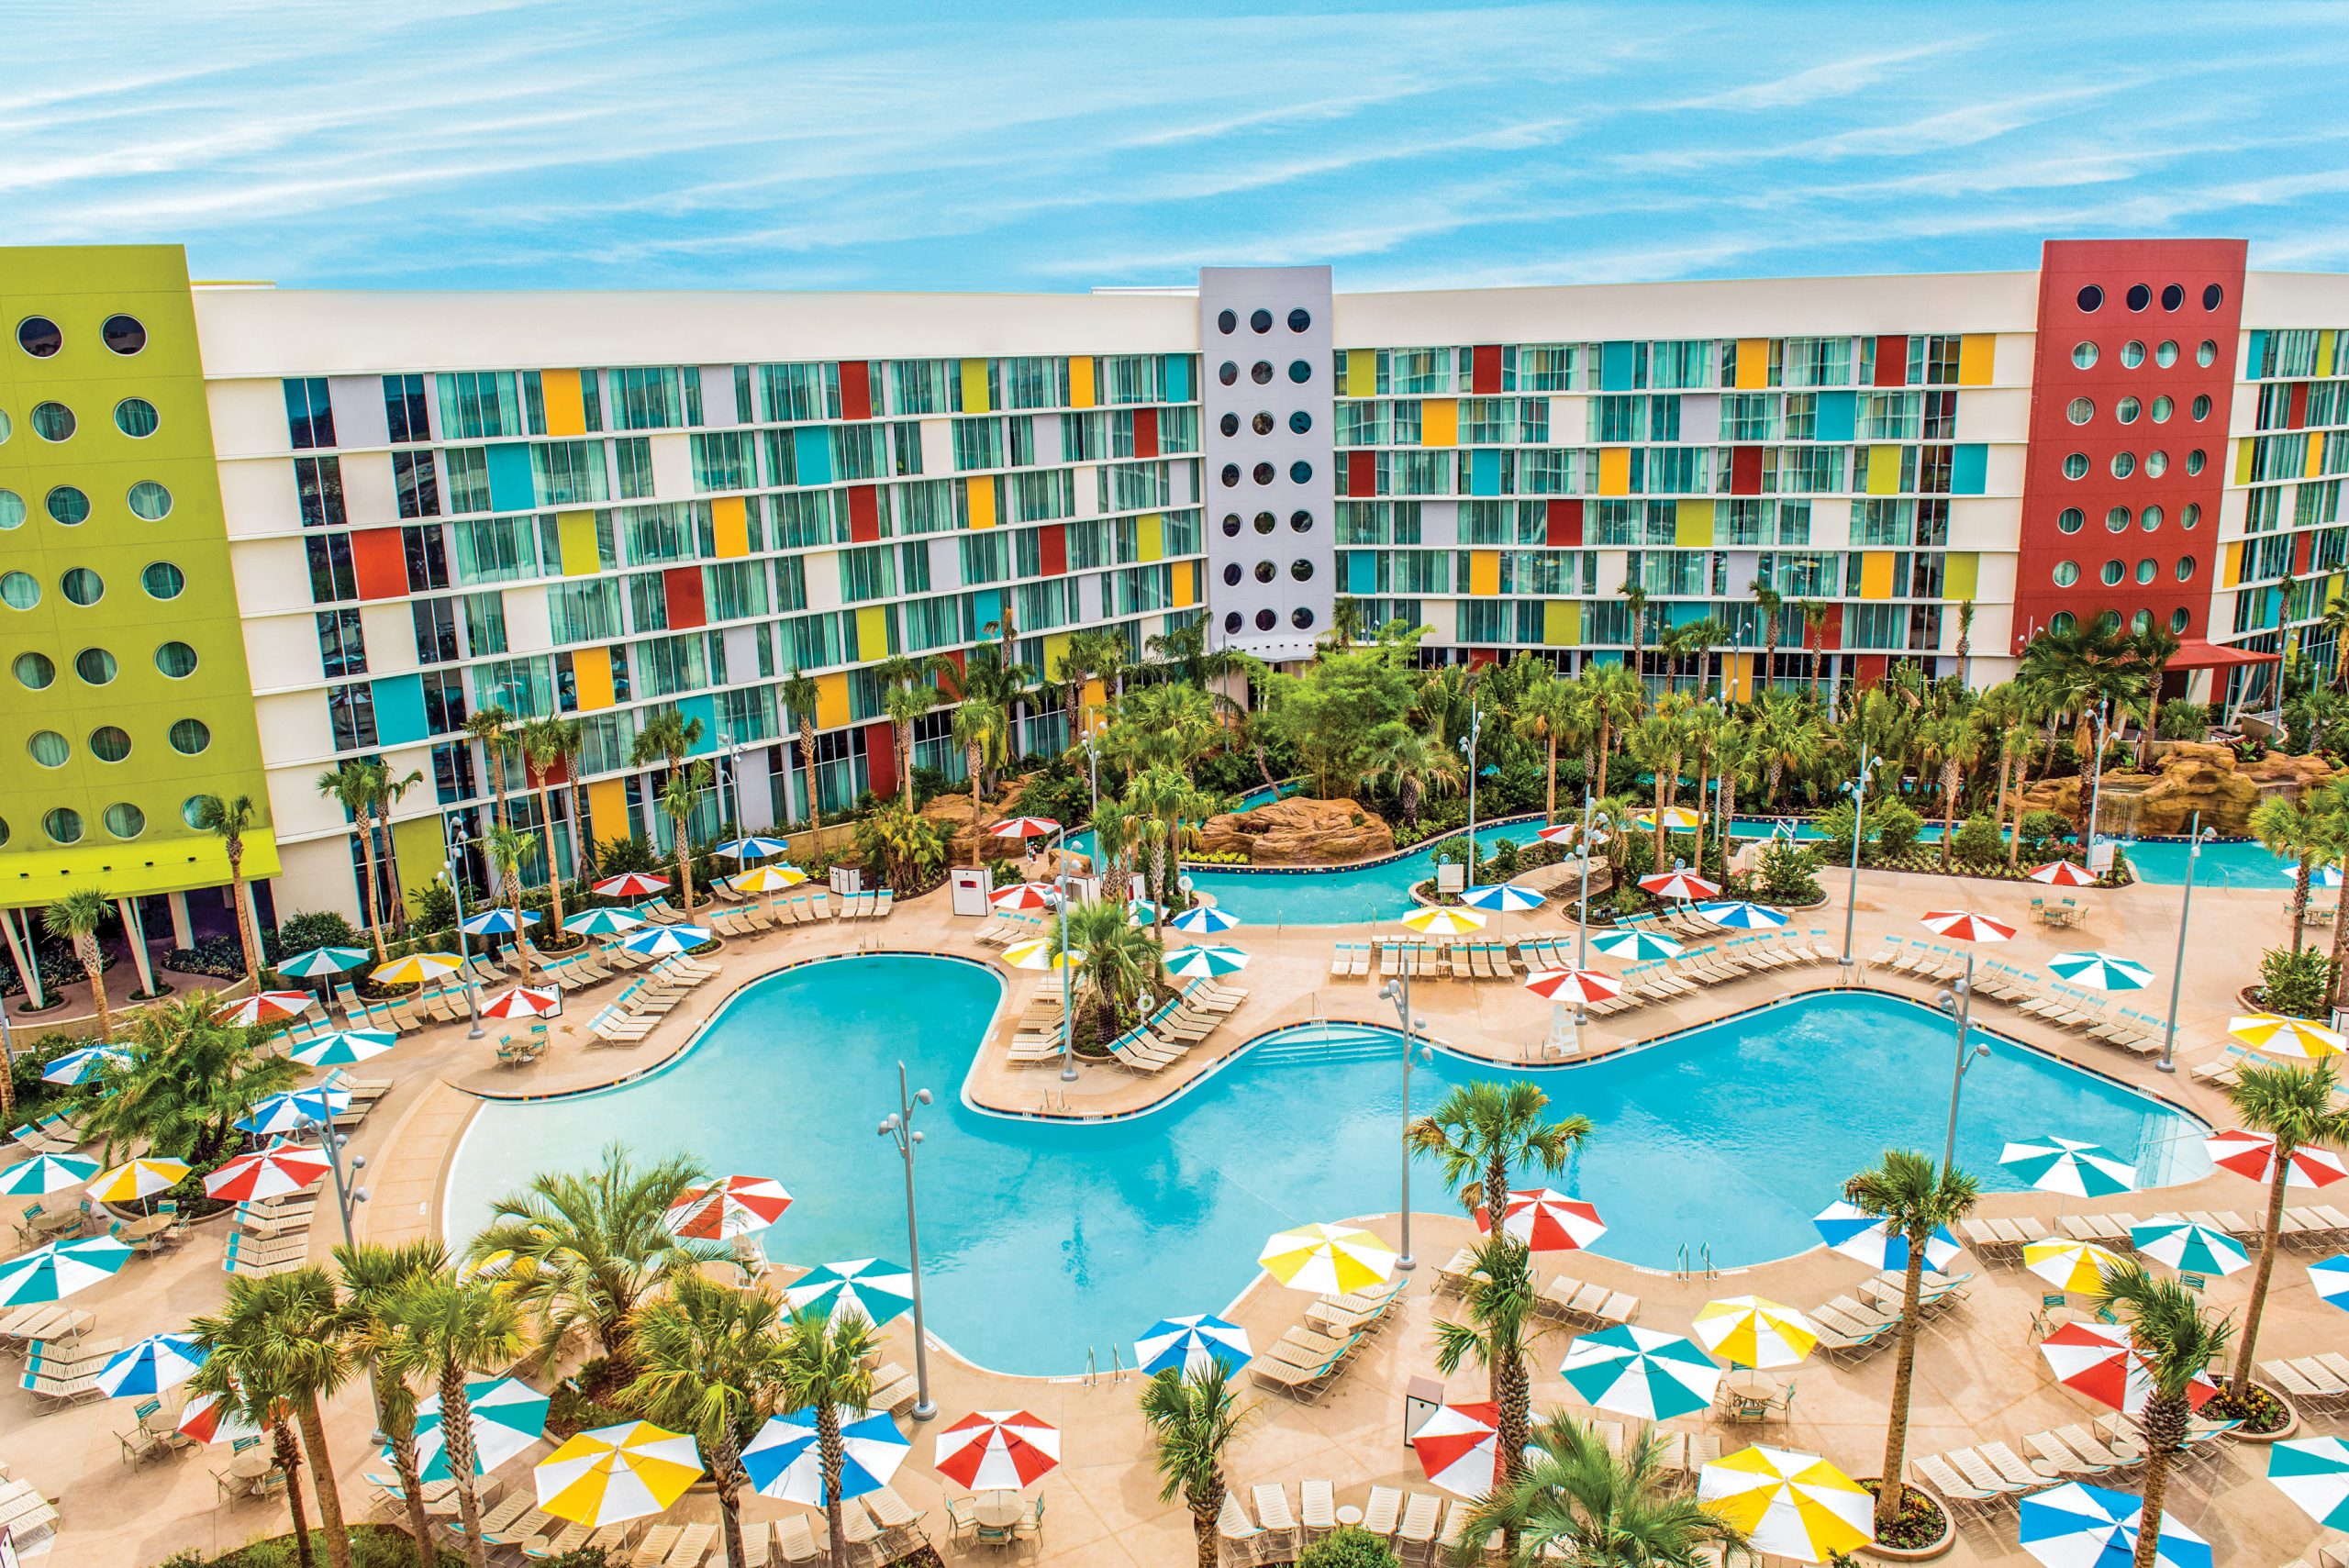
[167, 890, 195, 948]
[0, 909, 42, 1010]
[117, 898, 159, 998]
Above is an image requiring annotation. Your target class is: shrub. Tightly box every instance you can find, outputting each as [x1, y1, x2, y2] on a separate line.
[1810, 800, 1856, 865]
[1488, 837, 1521, 879]
[1757, 841, 1823, 903]
[1952, 814, 2004, 867]
[1298, 1528, 1402, 1568]
[408, 876, 457, 937]
[2015, 809, 2074, 862]
[1870, 801, 1923, 862]
[2260, 945, 2336, 1020]
[590, 834, 662, 879]
[2157, 701, 2210, 740]
[1616, 827, 1655, 876]
[275, 909, 362, 956]
[161, 935, 250, 982]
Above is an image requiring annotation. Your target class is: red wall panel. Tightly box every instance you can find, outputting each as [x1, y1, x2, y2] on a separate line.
[2289, 382, 2310, 429]
[847, 485, 881, 542]
[1132, 406, 1159, 460]
[1730, 447, 1764, 496]
[1346, 450, 1375, 497]
[351, 528, 409, 600]
[1544, 499, 1583, 548]
[1039, 522, 1068, 576]
[863, 721, 898, 800]
[841, 361, 873, 421]
[662, 565, 707, 630]
[1873, 335, 1908, 387]
[1854, 654, 1889, 687]
[1472, 345, 1503, 395]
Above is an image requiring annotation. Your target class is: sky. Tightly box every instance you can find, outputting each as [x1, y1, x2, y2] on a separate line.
[9, 0, 2349, 294]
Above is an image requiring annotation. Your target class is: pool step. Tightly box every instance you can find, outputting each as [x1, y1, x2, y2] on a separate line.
[1247, 1029, 1394, 1067]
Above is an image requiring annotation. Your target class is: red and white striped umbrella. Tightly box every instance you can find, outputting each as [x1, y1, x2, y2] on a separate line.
[664, 1175, 795, 1240]
[592, 873, 671, 898]
[2029, 859, 2099, 887]
[1920, 910, 2016, 944]
[204, 1141, 333, 1203]
[1534, 823, 1579, 845]
[2038, 1320, 2220, 1416]
[1482, 1189, 1609, 1253]
[178, 1388, 270, 1445]
[482, 985, 562, 1019]
[933, 1410, 1060, 1491]
[2205, 1129, 2349, 1190]
[1411, 1401, 1503, 1499]
[988, 882, 1058, 913]
[1521, 969, 1622, 1006]
[1638, 870, 1720, 902]
[217, 991, 317, 1029]
[987, 817, 1063, 841]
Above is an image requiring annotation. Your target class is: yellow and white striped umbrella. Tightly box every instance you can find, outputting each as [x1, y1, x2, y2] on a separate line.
[1002, 939, 1083, 973]
[1698, 1444, 1873, 1562]
[2024, 1237, 2126, 1296]
[1631, 806, 1703, 832]
[730, 864, 808, 894]
[86, 1158, 192, 1204]
[1690, 1296, 1819, 1370]
[1401, 906, 1487, 937]
[1258, 1223, 1397, 1296]
[2229, 1013, 2345, 1061]
[371, 952, 465, 986]
[534, 1420, 702, 1526]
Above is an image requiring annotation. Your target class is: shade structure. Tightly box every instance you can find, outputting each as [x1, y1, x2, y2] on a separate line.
[2025, 1238, 2129, 1296]
[1411, 1401, 1503, 1499]
[1460, 883, 1544, 914]
[216, 991, 317, 1029]
[2129, 1216, 2251, 1277]
[620, 925, 711, 957]
[2030, 859, 2102, 888]
[988, 882, 1059, 913]
[730, 864, 808, 894]
[2204, 1129, 2348, 1189]
[591, 872, 671, 898]
[0, 1154, 96, 1196]
[2001, 1138, 2138, 1197]
[1125, 899, 1164, 928]
[742, 1406, 908, 1504]
[1258, 1222, 1397, 1296]
[1810, 1201, 1961, 1273]
[987, 817, 1063, 841]
[286, 1029, 398, 1068]
[2310, 1254, 2349, 1309]
[1638, 869, 1720, 902]
[462, 907, 541, 937]
[1590, 929, 1685, 961]
[1163, 943, 1250, 980]
[177, 1389, 265, 1445]
[39, 1043, 128, 1085]
[87, 1157, 192, 1204]
[2268, 1435, 2349, 1529]
[1401, 905, 1486, 937]
[2288, 865, 2349, 890]
[0, 1237, 132, 1305]
[482, 985, 562, 1020]
[1168, 904, 1241, 935]
[1533, 822, 1582, 846]
[1690, 1296, 1819, 1370]
[1696, 900, 1790, 930]
[413, 1376, 551, 1482]
[205, 1141, 332, 1202]
[562, 906, 646, 936]
[236, 1086, 351, 1137]
[715, 835, 793, 862]
[664, 1174, 794, 1240]
[1134, 1313, 1253, 1376]
[277, 944, 368, 978]
[784, 1259, 915, 1329]
[372, 951, 464, 986]
[1631, 806, 1702, 831]
[2229, 1012, 2347, 1061]
[534, 1420, 702, 1527]
[932, 1410, 1060, 1491]
[1698, 1444, 1873, 1563]
[1560, 1325, 1721, 1421]
[1522, 968, 1621, 1006]
[1920, 909, 2016, 944]
[1486, 1189, 1608, 1252]
[2048, 951, 2154, 992]
[1001, 938, 1082, 973]
[2018, 1480, 2210, 1568]
[2038, 1320, 2219, 1415]
[95, 1332, 207, 1397]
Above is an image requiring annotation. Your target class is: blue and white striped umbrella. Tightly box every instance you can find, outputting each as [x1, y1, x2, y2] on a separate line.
[1164, 944, 1250, 979]
[277, 945, 369, 978]
[95, 1333, 208, 1397]
[1460, 884, 1544, 914]
[562, 907, 646, 936]
[621, 924, 713, 957]
[40, 1044, 128, 1085]
[286, 1029, 399, 1067]
[0, 1154, 98, 1195]
[410, 1376, 551, 1482]
[742, 1407, 908, 1505]
[461, 907, 541, 937]
[1168, 905, 1241, 935]
[1126, 900, 1164, 928]
[2310, 1254, 2349, 1310]
[716, 836, 793, 862]
[2286, 865, 2347, 890]
[235, 1086, 351, 1137]
[1810, 1201, 1961, 1273]
[2001, 1137, 2138, 1198]
[1135, 1313, 1253, 1376]
[1694, 901, 1789, 931]
[2047, 952, 2154, 992]
[784, 1259, 914, 1329]
[1590, 929, 1686, 962]
[2017, 1480, 2210, 1568]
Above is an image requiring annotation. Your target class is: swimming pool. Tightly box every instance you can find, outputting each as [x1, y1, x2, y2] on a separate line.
[446, 958, 2210, 1376]
[2121, 838, 2294, 888]
[1063, 820, 1544, 926]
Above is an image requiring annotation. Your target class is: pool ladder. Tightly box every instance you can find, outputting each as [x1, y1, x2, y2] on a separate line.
[1674, 1242, 1718, 1282]
[1082, 1345, 1127, 1387]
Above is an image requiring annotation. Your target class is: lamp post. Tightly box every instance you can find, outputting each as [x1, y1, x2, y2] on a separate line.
[1932, 966, 1991, 1175]
[1376, 974, 1434, 1270]
[876, 1062, 938, 1421]
[444, 821, 484, 1040]
[1052, 822, 1076, 1083]
[2085, 699, 2110, 869]
[1839, 740, 1872, 968]
[2158, 816, 2217, 1073]
[302, 1100, 372, 1244]
[1082, 727, 1101, 831]
[1575, 783, 1609, 973]
[1461, 695, 1482, 885]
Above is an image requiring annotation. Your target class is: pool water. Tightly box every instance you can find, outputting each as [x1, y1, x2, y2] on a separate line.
[2121, 838, 2295, 888]
[1063, 821, 1542, 927]
[447, 959, 2209, 1376]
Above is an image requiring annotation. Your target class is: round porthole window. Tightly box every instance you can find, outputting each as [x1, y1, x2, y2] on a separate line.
[2105, 506, 2131, 533]
[2176, 556, 2198, 582]
[1254, 609, 1276, 631]
[2170, 607, 2189, 633]
[1290, 558, 1314, 581]
[2054, 560, 2079, 587]
[1291, 606, 1315, 629]
[89, 725, 131, 762]
[2154, 340, 2177, 367]
[1220, 513, 1241, 537]
[2100, 560, 2124, 586]
[43, 808, 82, 846]
[1219, 413, 1239, 437]
[1287, 308, 1311, 332]
[103, 314, 148, 354]
[2076, 285, 2104, 313]
[16, 317, 61, 357]
[1286, 360, 1311, 384]
[1223, 612, 1242, 635]
[1253, 511, 1275, 534]
[2121, 340, 2145, 368]
[28, 730, 68, 767]
[2146, 450, 2170, 477]
[2196, 339, 2217, 367]
[104, 803, 144, 840]
[1289, 409, 1312, 434]
[1252, 412, 1275, 436]
[1219, 463, 1241, 488]
[2141, 505, 2163, 531]
[2052, 612, 2076, 634]
[2125, 284, 2151, 311]
[2202, 284, 2223, 311]
[2066, 397, 2094, 425]
[2180, 503, 2200, 529]
[115, 397, 159, 437]
[2135, 558, 2157, 584]
[170, 717, 212, 755]
[2186, 449, 2206, 475]
[2151, 395, 2173, 423]
[0, 491, 21, 530]
[14, 651, 54, 689]
[142, 562, 185, 599]
[1288, 460, 1313, 484]
[2064, 453, 2088, 480]
[2116, 396, 2141, 424]
[128, 481, 172, 520]
[30, 402, 75, 441]
[61, 567, 103, 606]
[1219, 361, 1238, 386]
[2160, 284, 2184, 311]
[2191, 395, 2210, 420]
[1289, 509, 1313, 532]
[2057, 507, 2084, 534]
[0, 573, 38, 610]
[47, 486, 89, 525]
[156, 640, 197, 677]
[1250, 308, 1272, 334]
[2110, 451, 2136, 480]
[1221, 563, 1242, 586]
[1251, 361, 1273, 385]
[1253, 561, 1275, 584]
[1216, 309, 1236, 335]
[1252, 462, 1275, 485]
[75, 648, 117, 684]
[2071, 341, 2098, 369]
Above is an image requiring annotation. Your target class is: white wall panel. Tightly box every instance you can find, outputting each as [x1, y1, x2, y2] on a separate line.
[217, 457, 302, 537]
[338, 450, 397, 528]
[328, 375, 388, 448]
[649, 433, 694, 500]
[228, 538, 317, 617]
[358, 604, 417, 677]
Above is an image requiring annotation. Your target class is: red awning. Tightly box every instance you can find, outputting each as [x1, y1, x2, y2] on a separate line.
[2167, 637, 2281, 671]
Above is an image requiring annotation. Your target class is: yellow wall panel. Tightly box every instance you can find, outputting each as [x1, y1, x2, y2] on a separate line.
[2310, 432, 2328, 479]
[1724, 652, 1753, 702]
[1137, 512, 1164, 562]
[959, 358, 992, 414]
[1069, 356, 1096, 408]
[964, 477, 996, 529]
[391, 817, 445, 917]
[2222, 541, 2243, 588]
[558, 510, 600, 576]
[1171, 561, 1196, 609]
[1734, 339, 1769, 390]
[1958, 335, 1996, 385]
[816, 673, 852, 730]
[1420, 398, 1458, 447]
[573, 646, 615, 711]
[711, 495, 749, 559]
[1674, 499, 1713, 547]
[1041, 630, 1073, 674]
[1542, 600, 1579, 647]
[1468, 550, 1500, 596]
[1345, 350, 1377, 397]
[855, 606, 890, 660]
[1943, 551, 1979, 602]
[1860, 551, 1895, 600]
[1865, 445, 1903, 495]
[2320, 330, 2337, 380]
[1598, 447, 1631, 496]
[541, 369, 585, 437]
[2234, 439, 2255, 485]
[586, 778, 631, 847]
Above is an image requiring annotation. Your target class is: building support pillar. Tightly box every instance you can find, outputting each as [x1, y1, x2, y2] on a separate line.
[0, 908, 45, 1011]
[117, 898, 159, 998]
[167, 890, 195, 949]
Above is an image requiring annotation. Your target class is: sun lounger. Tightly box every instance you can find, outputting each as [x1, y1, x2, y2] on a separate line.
[1943, 1445, 2032, 1502]
[1361, 1485, 1402, 1539]
[1397, 1492, 1442, 1557]
[1249, 1346, 1347, 1400]
[868, 1362, 918, 1416]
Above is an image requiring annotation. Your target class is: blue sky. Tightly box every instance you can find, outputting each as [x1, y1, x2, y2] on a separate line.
[10, 0, 2349, 292]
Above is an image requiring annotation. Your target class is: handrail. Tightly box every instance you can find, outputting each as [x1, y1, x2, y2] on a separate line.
[1674, 1242, 1690, 1280]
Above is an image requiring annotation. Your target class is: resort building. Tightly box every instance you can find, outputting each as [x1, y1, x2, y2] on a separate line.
[3, 237, 2347, 938]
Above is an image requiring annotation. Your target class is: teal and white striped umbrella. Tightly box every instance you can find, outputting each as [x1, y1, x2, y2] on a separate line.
[1461, 884, 1544, 914]
[1560, 1325, 1721, 1421]
[40, 1044, 128, 1085]
[562, 907, 646, 937]
[785, 1259, 915, 1329]
[621, 924, 712, 957]
[2269, 1435, 2349, 1529]
[1695, 900, 1789, 931]
[1125, 900, 1164, 928]
[2000, 1137, 2138, 1197]
[286, 1029, 399, 1067]
[1169, 905, 1241, 935]
[715, 836, 792, 861]
[461, 907, 541, 937]
[278, 945, 369, 978]
[2129, 1216, 2251, 1277]
[0, 1237, 132, 1305]
[2286, 865, 2347, 890]
[2311, 1254, 2349, 1310]
[1590, 929, 1685, 962]
[0, 1154, 98, 1195]
[1164, 944, 1250, 979]
[407, 1376, 551, 1482]
[95, 1333, 208, 1397]
[2047, 951, 2154, 992]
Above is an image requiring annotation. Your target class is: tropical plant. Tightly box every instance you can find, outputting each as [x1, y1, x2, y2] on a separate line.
[189, 1268, 357, 1568]
[1450, 1411, 1751, 1566]
[774, 1304, 879, 1568]
[1627, 707, 1688, 873]
[1053, 897, 1164, 1040]
[194, 794, 265, 985]
[77, 993, 300, 1162]
[1303, 1527, 1402, 1567]
[1581, 662, 1644, 806]
[1126, 766, 1218, 924]
[1141, 1361, 1251, 1568]
[484, 824, 536, 978]
[334, 1240, 451, 1568]
[317, 761, 391, 957]
[659, 762, 714, 911]
[1751, 580, 1785, 695]
[626, 1275, 789, 1568]
[1513, 673, 1584, 825]
[1375, 727, 1463, 828]
[1434, 1235, 1542, 1507]
[779, 673, 824, 827]
[42, 888, 114, 1040]
[851, 802, 953, 892]
[2221, 1062, 2349, 1394]
[463, 705, 518, 831]
[2259, 944, 2334, 1019]
[1620, 581, 1652, 672]
[2098, 1264, 2233, 1568]
[952, 697, 1009, 816]
[881, 678, 938, 802]
[2252, 794, 2325, 951]
[366, 759, 428, 939]
[1408, 1079, 1592, 1229]
[388, 1273, 529, 1568]
[1798, 600, 1833, 699]
[521, 715, 584, 929]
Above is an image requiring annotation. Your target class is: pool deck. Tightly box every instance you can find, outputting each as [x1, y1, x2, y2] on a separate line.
[9, 862, 2344, 1567]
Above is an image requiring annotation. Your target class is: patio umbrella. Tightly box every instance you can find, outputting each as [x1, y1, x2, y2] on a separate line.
[2018, 1480, 2210, 1568]
[1001, 939, 1082, 973]
[217, 991, 317, 1029]
[1522, 969, 1621, 1006]
[1920, 909, 2017, 944]
[1169, 904, 1241, 935]
[1690, 1297, 1818, 1370]
[2268, 1435, 2349, 1529]
[177, 1389, 266, 1445]
[2128, 1216, 2252, 1277]
[1485, 1189, 1607, 1252]
[461, 907, 540, 937]
[2025, 1239, 2128, 1296]
[1258, 1223, 1397, 1296]
[715, 836, 793, 862]
[1411, 1401, 1503, 1499]
[1164, 944, 1250, 979]
[236, 1086, 350, 1137]
[482, 985, 562, 1020]
[2229, 1013, 2346, 1061]
[205, 1141, 332, 1202]
[1560, 1325, 1721, 1421]
[39, 1044, 128, 1085]
[287, 1029, 399, 1068]
[413, 1376, 551, 1482]
[933, 1410, 1060, 1491]
[95, 1333, 207, 1398]
[1696, 901, 1789, 930]
[1134, 1314, 1253, 1376]
[2288, 865, 2348, 890]
[1533, 822, 1581, 846]
[1638, 869, 1720, 901]
[784, 1259, 915, 1328]
[988, 882, 1059, 913]
[2048, 952, 2154, 992]
[730, 864, 808, 894]
[664, 1174, 794, 1240]
[2001, 1138, 2138, 1198]
[591, 873, 671, 898]
[620, 925, 711, 957]
[2030, 860, 2102, 888]
[1810, 1200, 1961, 1273]
[987, 817, 1063, 842]
[1698, 1445, 1873, 1563]
[1461, 884, 1544, 915]
[743, 1406, 908, 1504]
[1125, 899, 1164, 928]
[2310, 1254, 2349, 1309]
[2204, 1129, 2348, 1189]
[277, 944, 368, 979]
[1401, 906, 1486, 937]
[1632, 807, 1702, 832]
[372, 952, 464, 986]
[0, 1154, 96, 1196]
[1590, 929, 1684, 962]
[562, 906, 646, 936]
[2037, 1320, 2219, 1415]
[535, 1420, 702, 1526]
[87, 1157, 191, 1204]
[0, 1237, 132, 1305]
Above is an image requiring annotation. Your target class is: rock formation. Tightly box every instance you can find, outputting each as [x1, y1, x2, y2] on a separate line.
[1192, 795, 1396, 864]
[2015, 741, 2340, 837]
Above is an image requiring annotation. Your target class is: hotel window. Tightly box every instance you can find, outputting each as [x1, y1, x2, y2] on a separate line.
[1460, 399, 1511, 445]
[404, 525, 450, 591]
[901, 594, 964, 652]
[1016, 578, 1077, 631]
[413, 598, 462, 664]
[618, 504, 696, 566]
[839, 545, 896, 603]
[1921, 391, 1956, 441]
[462, 593, 508, 657]
[959, 532, 1009, 585]
[295, 456, 346, 528]
[1009, 470, 1074, 523]
[384, 374, 431, 443]
[1780, 338, 1853, 388]
[889, 421, 924, 476]
[317, 609, 367, 678]
[1861, 392, 1920, 441]
[328, 683, 377, 751]
[1517, 450, 1580, 495]
[443, 448, 492, 514]
[1856, 500, 1914, 546]
[888, 360, 955, 416]
[1100, 462, 1171, 511]
[704, 561, 769, 621]
[890, 482, 951, 538]
[578, 370, 604, 432]
[535, 441, 612, 505]
[1647, 396, 1682, 441]
[615, 438, 656, 500]
[689, 431, 758, 492]
[758, 362, 840, 422]
[1644, 447, 1704, 494]
[453, 517, 540, 584]
[1592, 396, 1645, 443]
[394, 450, 440, 518]
[608, 367, 699, 429]
[1100, 356, 1163, 405]
[306, 534, 357, 604]
[1641, 341, 1714, 390]
[771, 554, 808, 613]
[437, 372, 527, 439]
[1387, 349, 1451, 395]
[423, 670, 468, 736]
[2256, 384, 2295, 431]
[897, 540, 934, 594]
[1162, 509, 1202, 556]
[771, 491, 841, 548]
[1518, 345, 1581, 392]
[1847, 604, 1906, 650]
[543, 580, 619, 646]
[1909, 336, 1962, 385]
[1334, 402, 1386, 448]
[952, 417, 1005, 472]
[833, 424, 888, 482]
[284, 378, 337, 449]
[2258, 330, 2321, 379]
[1004, 358, 1069, 410]
[782, 612, 848, 671]
[1720, 394, 1776, 442]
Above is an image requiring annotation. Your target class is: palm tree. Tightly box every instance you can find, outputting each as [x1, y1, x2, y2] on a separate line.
[1713, 718, 1757, 851]
[1514, 674, 1582, 825]
[627, 1275, 788, 1568]
[2223, 1062, 2349, 1391]
[1052, 897, 1163, 1040]
[780, 672, 824, 827]
[659, 762, 714, 910]
[336, 1240, 451, 1568]
[1436, 1236, 1543, 1506]
[318, 760, 389, 955]
[882, 678, 937, 802]
[1582, 662, 1643, 806]
[484, 823, 535, 979]
[1916, 698, 1983, 869]
[1127, 767, 1216, 929]
[1798, 600, 1832, 700]
[1682, 702, 1729, 865]
[1452, 1412, 1750, 1567]
[1745, 693, 1817, 811]
[1409, 1079, 1592, 1241]
[464, 705, 517, 830]
[1842, 1151, 1980, 1534]
[2253, 795, 2325, 951]
[193, 794, 264, 985]
[42, 888, 113, 1040]
[2130, 623, 2182, 763]
[952, 697, 1008, 817]
[1751, 580, 1785, 698]
[1141, 1362, 1250, 1568]
[391, 1273, 529, 1568]
[521, 715, 584, 930]
[468, 1144, 717, 1379]
[1620, 581, 1652, 677]
[190, 1268, 357, 1568]
[1377, 728, 1464, 828]
[188, 1358, 314, 1568]
[1628, 708, 1688, 873]
[78, 993, 301, 1162]
[2099, 1264, 2233, 1568]
[774, 1304, 879, 1568]
[368, 761, 427, 936]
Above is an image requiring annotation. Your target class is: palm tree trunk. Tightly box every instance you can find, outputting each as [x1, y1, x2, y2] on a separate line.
[229, 849, 261, 986]
[674, 817, 696, 914]
[1595, 715, 1612, 805]
[1694, 762, 1710, 868]
[1653, 771, 1671, 873]
[969, 742, 984, 817]
[713, 1440, 747, 1568]
[295, 1395, 355, 1568]
[358, 822, 387, 960]
[440, 1371, 491, 1568]
[1876, 1253, 1927, 1533]
[821, 1415, 848, 1568]
[386, 1423, 439, 1568]
[1940, 762, 1960, 868]
[2292, 858, 2311, 952]
[2132, 1427, 2175, 1568]
[79, 936, 113, 1040]
[1720, 773, 1738, 853]
[1992, 742, 2013, 854]
[507, 873, 531, 980]
[1190, 1487, 1223, 1568]
[798, 723, 820, 828]
[567, 776, 590, 889]
[273, 1418, 317, 1568]
[2233, 1159, 2292, 1391]
[536, 783, 567, 931]
[2328, 871, 2349, 1009]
